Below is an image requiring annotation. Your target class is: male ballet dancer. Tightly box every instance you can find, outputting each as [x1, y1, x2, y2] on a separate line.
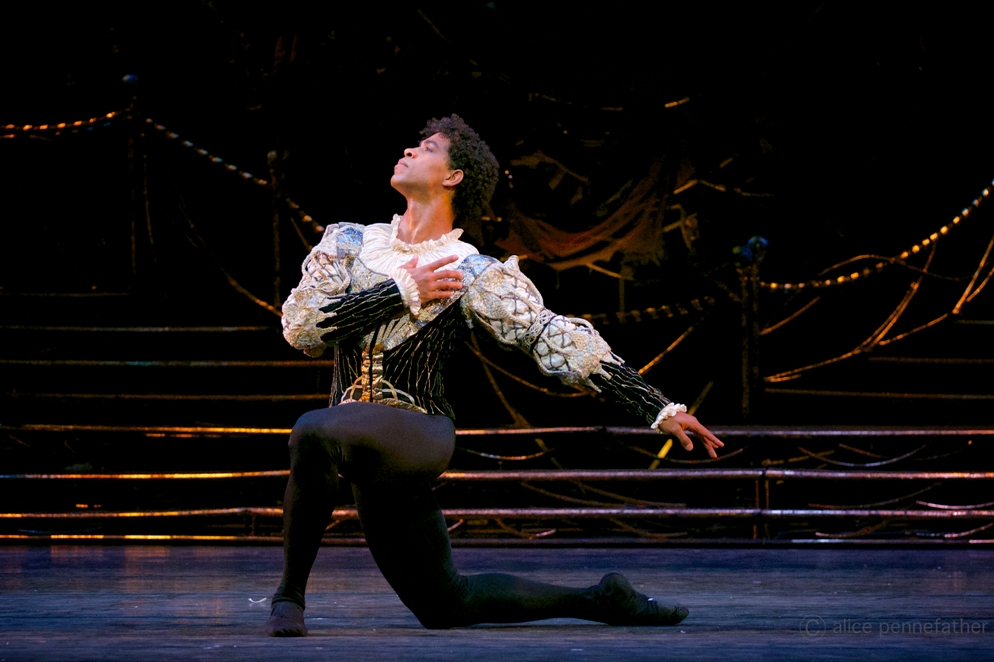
[266, 115, 723, 636]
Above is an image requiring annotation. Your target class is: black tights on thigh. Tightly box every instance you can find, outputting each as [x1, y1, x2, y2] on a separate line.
[273, 402, 601, 627]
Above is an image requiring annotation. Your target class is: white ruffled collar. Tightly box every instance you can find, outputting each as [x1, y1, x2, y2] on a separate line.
[389, 215, 464, 254]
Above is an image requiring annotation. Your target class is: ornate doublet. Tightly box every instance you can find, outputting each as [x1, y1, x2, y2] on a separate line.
[282, 217, 678, 425]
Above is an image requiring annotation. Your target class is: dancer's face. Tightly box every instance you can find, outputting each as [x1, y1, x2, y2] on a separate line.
[391, 133, 463, 195]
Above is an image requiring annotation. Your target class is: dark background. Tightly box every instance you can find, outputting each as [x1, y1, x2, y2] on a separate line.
[2, 1, 993, 427]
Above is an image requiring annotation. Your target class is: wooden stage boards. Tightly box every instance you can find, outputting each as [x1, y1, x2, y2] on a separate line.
[2, 545, 992, 661]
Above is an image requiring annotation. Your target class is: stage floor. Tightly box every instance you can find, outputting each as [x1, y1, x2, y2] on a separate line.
[2, 546, 992, 661]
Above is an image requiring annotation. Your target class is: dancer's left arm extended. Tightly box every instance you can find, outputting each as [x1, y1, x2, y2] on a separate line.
[462, 256, 723, 457]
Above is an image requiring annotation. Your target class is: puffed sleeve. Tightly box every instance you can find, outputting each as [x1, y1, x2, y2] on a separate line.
[461, 256, 685, 427]
[281, 224, 406, 357]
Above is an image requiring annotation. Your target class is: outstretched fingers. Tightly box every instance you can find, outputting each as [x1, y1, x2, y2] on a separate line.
[673, 428, 695, 454]
[687, 420, 724, 458]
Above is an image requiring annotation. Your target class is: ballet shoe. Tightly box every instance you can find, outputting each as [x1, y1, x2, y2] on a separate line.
[594, 573, 689, 626]
[265, 601, 308, 637]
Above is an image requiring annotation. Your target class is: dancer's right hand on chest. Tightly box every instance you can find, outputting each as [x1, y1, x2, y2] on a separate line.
[399, 255, 464, 301]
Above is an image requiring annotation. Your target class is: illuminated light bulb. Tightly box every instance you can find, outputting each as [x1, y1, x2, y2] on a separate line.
[39, 125, 48, 130]
[850, 272, 859, 280]
[912, 245, 921, 253]
[962, 208, 970, 217]
[953, 217, 961, 224]
[106, 112, 115, 118]
[302, 215, 313, 223]
[922, 238, 930, 246]
[3, 124, 13, 130]
[73, 121, 83, 126]
[797, 282, 805, 289]
[56, 123, 66, 129]
[900, 252, 909, 259]
[22, 125, 32, 130]
[783, 283, 793, 290]
[862, 268, 872, 276]
[930, 233, 938, 241]
[985, 189, 990, 197]
[876, 262, 885, 269]
[314, 225, 325, 233]
[940, 226, 948, 234]
[769, 283, 778, 289]
[88, 118, 96, 123]
[837, 276, 845, 283]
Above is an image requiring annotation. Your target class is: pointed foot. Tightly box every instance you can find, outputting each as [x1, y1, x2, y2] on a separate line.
[596, 572, 689, 626]
[265, 601, 308, 637]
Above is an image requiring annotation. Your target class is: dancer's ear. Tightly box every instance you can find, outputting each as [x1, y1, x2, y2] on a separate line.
[442, 169, 464, 189]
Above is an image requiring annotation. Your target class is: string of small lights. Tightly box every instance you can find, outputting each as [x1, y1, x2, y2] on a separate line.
[145, 118, 268, 187]
[146, 117, 324, 236]
[761, 180, 992, 292]
[575, 295, 715, 326]
[2, 111, 123, 136]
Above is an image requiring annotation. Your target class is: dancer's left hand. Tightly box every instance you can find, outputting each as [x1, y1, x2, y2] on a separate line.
[656, 412, 724, 458]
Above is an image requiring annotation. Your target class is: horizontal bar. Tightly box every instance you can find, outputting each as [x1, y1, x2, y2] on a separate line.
[5, 507, 994, 520]
[13, 424, 396, 438]
[0, 507, 282, 519]
[869, 357, 994, 364]
[0, 360, 333, 368]
[0, 292, 129, 298]
[7, 423, 994, 439]
[767, 469, 994, 480]
[8, 393, 328, 401]
[3, 469, 993, 481]
[0, 535, 991, 547]
[0, 326, 278, 333]
[4, 424, 993, 438]
[766, 388, 994, 400]
[0, 470, 290, 480]
[445, 470, 994, 481]
[0, 534, 282, 542]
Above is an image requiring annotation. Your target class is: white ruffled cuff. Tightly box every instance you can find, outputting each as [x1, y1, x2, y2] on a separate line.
[390, 268, 421, 315]
[650, 403, 688, 431]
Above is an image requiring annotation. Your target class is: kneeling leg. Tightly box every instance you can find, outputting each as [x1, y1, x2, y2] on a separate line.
[355, 481, 607, 628]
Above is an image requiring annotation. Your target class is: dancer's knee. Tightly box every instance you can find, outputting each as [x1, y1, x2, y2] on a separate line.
[412, 602, 469, 630]
[288, 409, 343, 463]
[404, 578, 474, 629]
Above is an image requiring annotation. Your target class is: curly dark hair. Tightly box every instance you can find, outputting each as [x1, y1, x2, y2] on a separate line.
[420, 114, 499, 222]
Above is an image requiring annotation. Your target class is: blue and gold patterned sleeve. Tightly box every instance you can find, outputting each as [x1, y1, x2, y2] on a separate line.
[460, 255, 685, 428]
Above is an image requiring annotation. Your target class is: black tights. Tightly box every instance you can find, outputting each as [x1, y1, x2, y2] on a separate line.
[273, 402, 602, 628]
